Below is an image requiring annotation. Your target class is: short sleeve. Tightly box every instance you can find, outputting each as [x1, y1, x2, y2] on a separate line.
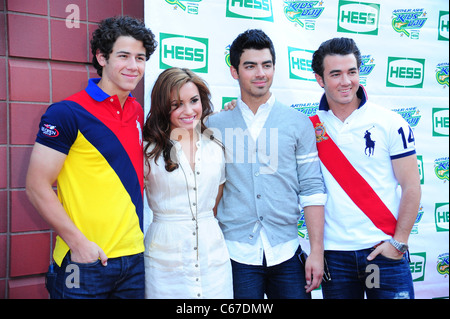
[389, 112, 417, 160]
[35, 102, 78, 155]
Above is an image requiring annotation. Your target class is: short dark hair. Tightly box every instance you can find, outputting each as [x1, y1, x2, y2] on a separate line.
[229, 29, 276, 72]
[311, 37, 362, 78]
[90, 16, 157, 76]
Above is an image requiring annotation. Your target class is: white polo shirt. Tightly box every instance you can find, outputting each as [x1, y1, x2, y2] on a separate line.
[317, 86, 416, 251]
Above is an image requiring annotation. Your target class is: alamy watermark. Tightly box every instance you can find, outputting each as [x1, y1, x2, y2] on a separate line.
[365, 264, 380, 289]
[63, 262, 381, 290]
[169, 126, 280, 175]
[65, 4, 80, 29]
[65, 264, 80, 289]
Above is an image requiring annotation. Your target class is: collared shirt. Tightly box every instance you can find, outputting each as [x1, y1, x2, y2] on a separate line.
[227, 94, 300, 267]
[318, 83, 368, 112]
[317, 85, 416, 250]
[36, 78, 145, 266]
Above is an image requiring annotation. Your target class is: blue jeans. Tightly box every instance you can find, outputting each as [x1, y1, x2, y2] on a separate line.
[46, 252, 145, 299]
[231, 246, 310, 299]
[322, 248, 414, 299]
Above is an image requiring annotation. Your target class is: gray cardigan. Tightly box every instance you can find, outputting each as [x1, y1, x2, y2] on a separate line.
[207, 100, 326, 246]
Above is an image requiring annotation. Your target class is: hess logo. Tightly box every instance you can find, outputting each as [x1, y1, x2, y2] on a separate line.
[337, 0, 380, 35]
[226, 0, 273, 21]
[160, 33, 208, 73]
[288, 47, 315, 81]
[386, 57, 425, 88]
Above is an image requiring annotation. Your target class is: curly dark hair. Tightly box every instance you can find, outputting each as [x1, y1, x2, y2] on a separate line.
[90, 16, 157, 76]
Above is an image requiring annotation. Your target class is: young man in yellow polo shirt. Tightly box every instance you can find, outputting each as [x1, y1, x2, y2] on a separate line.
[26, 16, 156, 299]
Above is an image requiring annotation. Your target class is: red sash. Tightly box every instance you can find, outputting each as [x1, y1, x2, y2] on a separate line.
[310, 115, 396, 236]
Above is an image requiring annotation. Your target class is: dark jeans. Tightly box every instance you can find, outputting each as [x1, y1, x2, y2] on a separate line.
[231, 246, 310, 299]
[46, 252, 145, 299]
[322, 248, 414, 299]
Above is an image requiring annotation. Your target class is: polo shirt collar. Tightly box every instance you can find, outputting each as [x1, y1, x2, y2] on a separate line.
[86, 78, 134, 102]
[318, 85, 368, 111]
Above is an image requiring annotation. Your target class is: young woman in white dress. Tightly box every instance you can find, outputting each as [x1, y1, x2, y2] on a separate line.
[142, 67, 233, 299]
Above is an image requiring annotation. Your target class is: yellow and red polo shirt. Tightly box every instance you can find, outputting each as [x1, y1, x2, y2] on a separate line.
[36, 79, 144, 266]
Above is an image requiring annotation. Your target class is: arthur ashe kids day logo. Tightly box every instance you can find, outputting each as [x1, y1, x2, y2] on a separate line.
[283, 1, 325, 30]
[411, 204, 424, 234]
[359, 55, 376, 86]
[165, 0, 202, 14]
[437, 253, 449, 277]
[392, 107, 422, 129]
[159, 33, 208, 73]
[434, 157, 449, 182]
[436, 63, 449, 88]
[226, 0, 273, 21]
[391, 8, 428, 39]
[297, 209, 308, 239]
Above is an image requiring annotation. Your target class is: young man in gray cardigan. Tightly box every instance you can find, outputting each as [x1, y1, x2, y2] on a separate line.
[207, 29, 327, 299]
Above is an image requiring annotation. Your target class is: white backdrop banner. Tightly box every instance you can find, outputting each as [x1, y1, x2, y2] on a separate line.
[144, 0, 449, 299]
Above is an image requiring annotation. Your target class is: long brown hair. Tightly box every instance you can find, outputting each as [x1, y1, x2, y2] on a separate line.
[143, 67, 214, 172]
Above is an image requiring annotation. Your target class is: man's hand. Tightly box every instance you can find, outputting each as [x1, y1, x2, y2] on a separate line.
[70, 240, 108, 266]
[223, 99, 237, 111]
[367, 241, 403, 261]
[304, 251, 324, 293]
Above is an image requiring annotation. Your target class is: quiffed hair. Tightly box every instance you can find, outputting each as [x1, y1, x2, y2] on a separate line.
[229, 29, 276, 72]
[311, 37, 362, 78]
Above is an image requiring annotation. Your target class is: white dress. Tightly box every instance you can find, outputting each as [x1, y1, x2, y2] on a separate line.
[144, 134, 233, 299]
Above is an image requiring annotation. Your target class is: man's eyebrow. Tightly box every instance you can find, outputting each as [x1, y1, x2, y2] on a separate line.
[115, 50, 146, 56]
[242, 60, 273, 65]
[329, 67, 358, 74]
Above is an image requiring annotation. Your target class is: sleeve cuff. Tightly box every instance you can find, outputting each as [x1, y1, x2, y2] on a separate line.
[299, 193, 327, 208]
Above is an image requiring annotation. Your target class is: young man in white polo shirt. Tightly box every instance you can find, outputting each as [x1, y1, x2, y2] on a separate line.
[311, 37, 421, 299]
